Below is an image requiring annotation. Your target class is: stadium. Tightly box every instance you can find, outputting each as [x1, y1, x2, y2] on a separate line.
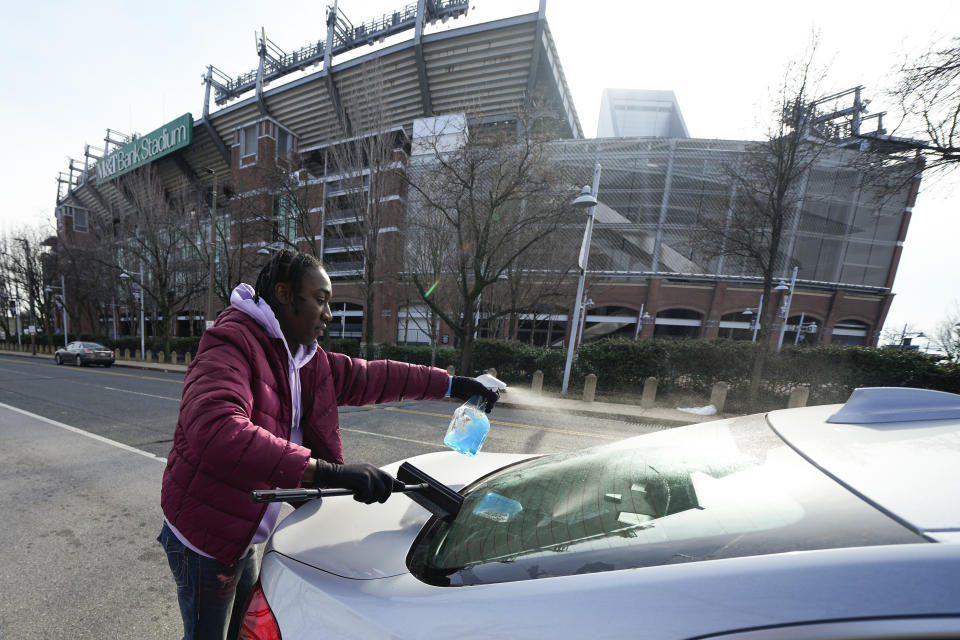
[51, 0, 919, 350]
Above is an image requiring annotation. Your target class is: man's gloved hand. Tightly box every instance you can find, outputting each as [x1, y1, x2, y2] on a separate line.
[450, 376, 500, 413]
[314, 460, 398, 504]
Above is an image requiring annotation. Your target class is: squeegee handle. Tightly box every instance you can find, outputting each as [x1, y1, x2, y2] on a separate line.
[250, 483, 430, 503]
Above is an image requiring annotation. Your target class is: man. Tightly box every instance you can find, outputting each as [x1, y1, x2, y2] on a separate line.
[158, 249, 498, 639]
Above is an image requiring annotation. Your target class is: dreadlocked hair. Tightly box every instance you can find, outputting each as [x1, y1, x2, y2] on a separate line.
[253, 249, 323, 314]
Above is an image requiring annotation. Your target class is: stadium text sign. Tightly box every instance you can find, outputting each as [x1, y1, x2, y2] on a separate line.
[96, 113, 193, 183]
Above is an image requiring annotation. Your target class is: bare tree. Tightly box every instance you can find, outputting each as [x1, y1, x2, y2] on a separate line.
[895, 38, 960, 170]
[932, 303, 960, 361]
[0, 228, 53, 353]
[403, 109, 574, 373]
[323, 62, 401, 358]
[105, 165, 210, 355]
[698, 53, 827, 403]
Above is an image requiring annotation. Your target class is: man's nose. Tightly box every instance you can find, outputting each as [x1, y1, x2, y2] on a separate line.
[321, 305, 333, 322]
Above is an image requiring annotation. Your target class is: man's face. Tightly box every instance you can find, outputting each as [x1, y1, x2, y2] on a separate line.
[273, 266, 334, 347]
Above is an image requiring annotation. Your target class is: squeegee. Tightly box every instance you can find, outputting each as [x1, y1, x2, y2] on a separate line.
[250, 461, 463, 522]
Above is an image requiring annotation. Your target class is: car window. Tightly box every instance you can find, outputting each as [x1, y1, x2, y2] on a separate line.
[84, 342, 106, 350]
[408, 414, 926, 587]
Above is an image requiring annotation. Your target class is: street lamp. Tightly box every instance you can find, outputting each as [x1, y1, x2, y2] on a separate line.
[897, 324, 926, 351]
[561, 162, 601, 396]
[775, 266, 799, 353]
[741, 293, 764, 343]
[44, 274, 68, 348]
[120, 266, 146, 360]
[257, 241, 284, 256]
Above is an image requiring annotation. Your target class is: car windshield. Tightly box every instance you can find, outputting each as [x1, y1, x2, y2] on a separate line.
[408, 414, 925, 586]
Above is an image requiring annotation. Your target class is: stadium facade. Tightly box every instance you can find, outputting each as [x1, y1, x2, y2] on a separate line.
[52, 1, 918, 349]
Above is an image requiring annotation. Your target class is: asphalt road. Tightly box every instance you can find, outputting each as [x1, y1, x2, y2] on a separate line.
[0, 354, 665, 638]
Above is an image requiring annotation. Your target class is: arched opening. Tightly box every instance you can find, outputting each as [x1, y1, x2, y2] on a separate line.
[653, 308, 702, 339]
[580, 305, 641, 343]
[718, 310, 757, 341]
[783, 314, 820, 347]
[831, 318, 869, 346]
[328, 302, 363, 340]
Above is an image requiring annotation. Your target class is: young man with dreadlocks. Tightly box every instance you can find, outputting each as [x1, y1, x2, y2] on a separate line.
[157, 249, 498, 640]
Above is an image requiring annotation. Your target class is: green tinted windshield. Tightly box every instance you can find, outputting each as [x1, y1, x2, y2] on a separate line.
[408, 415, 924, 586]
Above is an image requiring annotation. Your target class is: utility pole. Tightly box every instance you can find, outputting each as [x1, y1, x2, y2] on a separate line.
[205, 168, 218, 330]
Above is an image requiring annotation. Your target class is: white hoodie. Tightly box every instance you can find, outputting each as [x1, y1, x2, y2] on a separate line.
[230, 283, 319, 545]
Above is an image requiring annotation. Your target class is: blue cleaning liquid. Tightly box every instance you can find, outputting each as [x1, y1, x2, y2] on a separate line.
[444, 395, 489, 457]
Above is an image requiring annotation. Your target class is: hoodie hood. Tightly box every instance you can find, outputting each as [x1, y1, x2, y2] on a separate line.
[229, 283, 317, 368]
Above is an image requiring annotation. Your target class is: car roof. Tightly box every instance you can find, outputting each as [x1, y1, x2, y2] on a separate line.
[767, 388, 960, 543]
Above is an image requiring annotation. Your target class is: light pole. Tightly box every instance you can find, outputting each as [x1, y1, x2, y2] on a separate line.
[897, 324, 926, 351]
[44, 274, 68, 348]
[561, 162, 601, 396]
[775, 266, 799, 353]
[120, 265, 146, 360]
[741, 294, 764, 343]
[204, 168, 218, 331]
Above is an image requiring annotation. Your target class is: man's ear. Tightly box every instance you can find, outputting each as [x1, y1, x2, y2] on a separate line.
[274, 282, 292, 306]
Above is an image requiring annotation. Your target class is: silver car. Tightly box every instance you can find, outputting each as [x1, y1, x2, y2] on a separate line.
[54, 341, 115, 367]
[238, 387, 960, 639]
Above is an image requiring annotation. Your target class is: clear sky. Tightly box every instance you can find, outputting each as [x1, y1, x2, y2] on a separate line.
[3, 0, 958, 343]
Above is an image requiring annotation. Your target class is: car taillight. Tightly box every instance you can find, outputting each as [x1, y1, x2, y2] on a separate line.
[83, 349, 92, 353]
[237, 580, 282, 640]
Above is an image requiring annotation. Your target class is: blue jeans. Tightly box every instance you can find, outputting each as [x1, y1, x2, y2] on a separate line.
[157, 522, 262, 640]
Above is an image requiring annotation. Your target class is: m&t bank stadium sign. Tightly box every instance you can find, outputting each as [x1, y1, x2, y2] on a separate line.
[96, 113, 193, 183]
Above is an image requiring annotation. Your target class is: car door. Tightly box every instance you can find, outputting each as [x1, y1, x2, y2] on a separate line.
[66, 342, 80, 363]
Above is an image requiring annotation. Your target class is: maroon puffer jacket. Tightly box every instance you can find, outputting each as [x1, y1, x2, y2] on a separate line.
[160, 307, 450, 565]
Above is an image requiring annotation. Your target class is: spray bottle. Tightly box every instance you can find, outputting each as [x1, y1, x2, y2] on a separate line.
[444, 373, 507, 457]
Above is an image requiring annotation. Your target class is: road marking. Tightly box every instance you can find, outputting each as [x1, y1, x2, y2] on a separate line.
[104, 386, 181, 402]
[377, 406, 617, 440]
[341, 427, 446, 449]
[0, 401, 167, 463]
[0, 356, 182, 384]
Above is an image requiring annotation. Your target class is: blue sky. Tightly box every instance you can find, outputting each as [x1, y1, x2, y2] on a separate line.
[3, 0, 958, 342]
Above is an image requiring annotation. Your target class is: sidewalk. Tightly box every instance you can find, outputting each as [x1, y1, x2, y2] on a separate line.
[0, 349, 721, 426]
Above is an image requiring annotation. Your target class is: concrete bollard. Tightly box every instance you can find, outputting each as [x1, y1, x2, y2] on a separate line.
[583, 373, 597, 403]
[158, 351, 165, 364]
[114, 349, 120, 361]
[788, 385, 810, 408]
[170, 352, 178, 365]
[641, 376, 658, 408]
[146, 350, 153, 362]
[531, 370, 544, 395]
[710, 381, 730, 414]
[185, 352, 192, 366]
[446, 365, 455, 376]
[135, 350, 141, 360]
[124, 348, 131, 360]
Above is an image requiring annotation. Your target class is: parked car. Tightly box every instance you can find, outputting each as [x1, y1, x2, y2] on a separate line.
[54, 341, 115, 367]
[239, 387, 960, 639]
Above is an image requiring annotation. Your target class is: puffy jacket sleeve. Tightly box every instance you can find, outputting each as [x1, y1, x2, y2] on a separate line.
[178, 324, 312, 490]
[326, 352, 450, 406]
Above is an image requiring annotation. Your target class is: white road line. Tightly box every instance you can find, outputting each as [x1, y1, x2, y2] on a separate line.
[341, 427, 445, 449]
[104, 386, 180, 402]
[0, 401, 167, 463]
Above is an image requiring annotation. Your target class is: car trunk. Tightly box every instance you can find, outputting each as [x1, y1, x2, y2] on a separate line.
[266, 451, 531, 579]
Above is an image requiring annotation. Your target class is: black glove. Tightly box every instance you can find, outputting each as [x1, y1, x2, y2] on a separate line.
[450, 376, 499, 413]
[314, 460, 398, 504]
